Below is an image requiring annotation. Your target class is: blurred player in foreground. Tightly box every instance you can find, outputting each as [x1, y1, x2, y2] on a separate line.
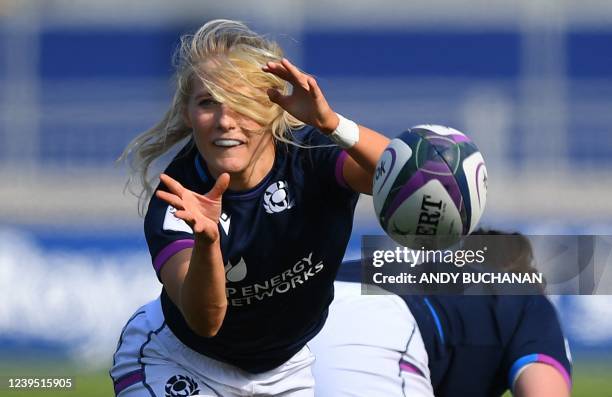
[110, 19, 389, 396]
[310, 231, 572, 397]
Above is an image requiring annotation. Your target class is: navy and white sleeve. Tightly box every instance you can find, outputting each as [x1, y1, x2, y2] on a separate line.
[144, 185, 195, 282]
[503, 296, 572, 393]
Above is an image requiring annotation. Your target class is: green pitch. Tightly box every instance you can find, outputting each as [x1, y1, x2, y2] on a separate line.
[0, 359, 111, 397]
[1, 358, 611, 396]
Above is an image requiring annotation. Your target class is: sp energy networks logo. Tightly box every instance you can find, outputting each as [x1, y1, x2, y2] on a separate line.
[225, 252, 324, 306]
[224, 257, 247, 282]
[263, 181, 294, 214]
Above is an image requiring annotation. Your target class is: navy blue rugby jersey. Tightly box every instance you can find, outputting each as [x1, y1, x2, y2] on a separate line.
[145, 125, 360, 373]
[336, 261, 572, 397]
[403, 295, 572, 397]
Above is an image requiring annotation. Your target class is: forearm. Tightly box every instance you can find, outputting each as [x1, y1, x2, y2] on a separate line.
[180, 235, 228, 337]
[321, 114, 389, 172]
[347, 125, 390, 174]
[321, 115, 390, 194]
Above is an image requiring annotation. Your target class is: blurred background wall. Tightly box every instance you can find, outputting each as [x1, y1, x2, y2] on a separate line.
[1, 0, 611, 371]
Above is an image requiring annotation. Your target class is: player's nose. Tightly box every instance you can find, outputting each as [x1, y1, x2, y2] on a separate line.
[216, 103, 238, 131]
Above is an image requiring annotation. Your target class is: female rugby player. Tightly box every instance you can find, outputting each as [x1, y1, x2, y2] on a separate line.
[110, 19, 389, 396]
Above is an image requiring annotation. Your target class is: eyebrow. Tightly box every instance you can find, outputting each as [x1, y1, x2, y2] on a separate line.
[193, 91, 212, 99]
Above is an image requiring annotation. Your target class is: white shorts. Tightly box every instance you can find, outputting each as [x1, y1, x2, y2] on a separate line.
[110, 297, 315, 397]
[309, 282, 435, 397]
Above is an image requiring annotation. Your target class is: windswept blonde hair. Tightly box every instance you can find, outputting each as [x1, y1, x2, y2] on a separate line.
[119, 19, 303, 214]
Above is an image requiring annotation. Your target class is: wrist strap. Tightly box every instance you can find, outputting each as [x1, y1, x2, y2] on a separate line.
[328, 114, 359, 149]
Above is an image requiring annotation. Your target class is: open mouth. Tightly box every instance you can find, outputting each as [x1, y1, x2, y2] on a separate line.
[213, 139, 245, 148]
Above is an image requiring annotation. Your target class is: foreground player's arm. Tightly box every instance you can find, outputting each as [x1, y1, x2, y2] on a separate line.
[327, 122, 390, 195]
[264, 58, 389, 194]
[513, 363, 570, 397]
[156, 173, 230, 337]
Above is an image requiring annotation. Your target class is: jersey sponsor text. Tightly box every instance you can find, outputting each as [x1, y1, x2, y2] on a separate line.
[225, 252, 324, 306]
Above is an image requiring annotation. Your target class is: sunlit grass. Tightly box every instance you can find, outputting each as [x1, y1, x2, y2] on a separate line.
[2, 356, 611, 396]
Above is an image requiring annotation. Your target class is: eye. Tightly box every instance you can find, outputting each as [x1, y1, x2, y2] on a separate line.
[198, 98, 220, 107]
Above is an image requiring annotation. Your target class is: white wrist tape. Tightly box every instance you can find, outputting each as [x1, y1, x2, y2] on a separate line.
[328, 114, 359, 149]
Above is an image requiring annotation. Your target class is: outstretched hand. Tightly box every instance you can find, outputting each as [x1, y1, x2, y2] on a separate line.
[156, 173, 230, 243]
[263, 58, 339, 134]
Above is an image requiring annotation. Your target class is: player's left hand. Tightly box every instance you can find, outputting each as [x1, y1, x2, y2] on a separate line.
[263, 58, 339, 134]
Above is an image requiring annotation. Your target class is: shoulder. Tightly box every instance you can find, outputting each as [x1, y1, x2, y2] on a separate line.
[511, 295, 560, 329]
[286, 125, 333, 147]
[281, 125, 343, 173]
[144, 140, 199, 226]
[277, 125, 345, 184]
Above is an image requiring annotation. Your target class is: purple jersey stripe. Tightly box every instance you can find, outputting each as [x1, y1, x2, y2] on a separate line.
[114, 370, 144, 395]
[153, 239, 195, 273]
[509, 353, 572, 392]
[399, 359, 425, 377]
[335, 150, 349, 188]
[536, 354, 572, 389]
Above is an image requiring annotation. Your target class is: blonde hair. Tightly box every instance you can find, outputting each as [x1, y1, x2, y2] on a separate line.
[119, 19, 303, 214]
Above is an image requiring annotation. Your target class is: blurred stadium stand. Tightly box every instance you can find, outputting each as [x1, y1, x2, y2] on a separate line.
[1, 0, 611, 367]
[1, 0, 612, 228]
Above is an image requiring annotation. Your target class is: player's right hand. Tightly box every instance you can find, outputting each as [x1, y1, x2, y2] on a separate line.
[156, 173, 230, 243]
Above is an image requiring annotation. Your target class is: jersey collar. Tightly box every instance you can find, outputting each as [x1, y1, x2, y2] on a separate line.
[194, 153, 278, 200]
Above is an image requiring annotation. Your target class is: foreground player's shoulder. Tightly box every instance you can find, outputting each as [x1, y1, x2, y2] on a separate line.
[288, 124, 326, 145]
[144, 142, 198, 230]
[288, 125, 355, 194]
[143, 142, 198, 280]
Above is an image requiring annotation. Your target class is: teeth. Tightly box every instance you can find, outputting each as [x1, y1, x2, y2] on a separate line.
[214, 139, 243, 147]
